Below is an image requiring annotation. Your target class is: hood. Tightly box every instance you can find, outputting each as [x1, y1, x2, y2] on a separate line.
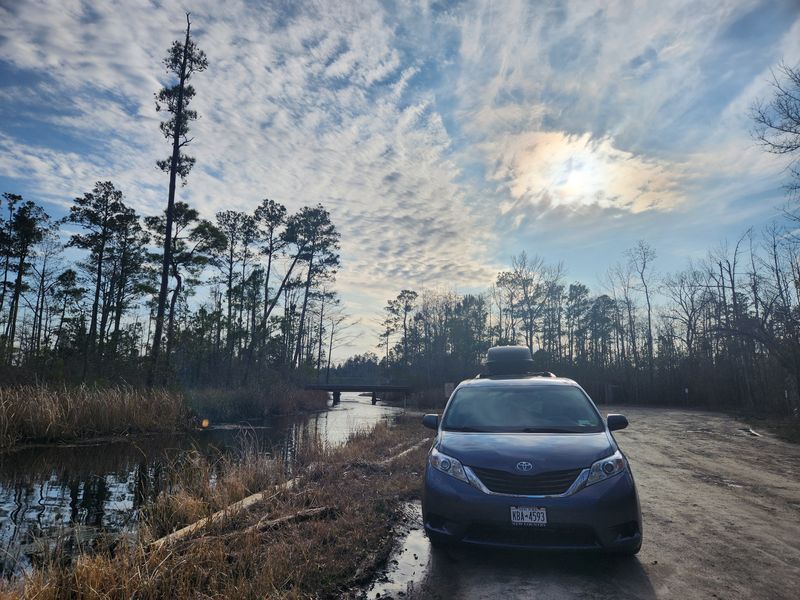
[437, 431, 614, 472]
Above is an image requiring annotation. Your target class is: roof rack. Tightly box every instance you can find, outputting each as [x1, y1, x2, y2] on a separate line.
[474, 371, 557, 379]
[479, 346, 557, 378]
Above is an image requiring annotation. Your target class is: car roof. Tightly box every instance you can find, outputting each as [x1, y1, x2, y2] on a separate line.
[455, 375, 580, 389]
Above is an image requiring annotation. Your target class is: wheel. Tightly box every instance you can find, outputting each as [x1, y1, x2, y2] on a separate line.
[426, 531, 452, 549]
[611, 542, 641, 556]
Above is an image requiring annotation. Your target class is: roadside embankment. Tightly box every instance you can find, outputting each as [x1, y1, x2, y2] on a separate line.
[0, 417, 430, 599]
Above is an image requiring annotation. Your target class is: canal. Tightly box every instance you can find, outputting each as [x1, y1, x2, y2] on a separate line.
[0, 392, 403, 576]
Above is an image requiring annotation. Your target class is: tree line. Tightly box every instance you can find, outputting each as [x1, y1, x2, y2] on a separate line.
[342, 231, 800, 416]
[0, 187, 341, 388]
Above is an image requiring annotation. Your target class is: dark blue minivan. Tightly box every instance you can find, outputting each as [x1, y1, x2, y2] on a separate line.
[421, 346, 642, 554]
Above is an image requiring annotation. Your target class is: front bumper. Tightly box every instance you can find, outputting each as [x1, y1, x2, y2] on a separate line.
[422, 465, 642, 551]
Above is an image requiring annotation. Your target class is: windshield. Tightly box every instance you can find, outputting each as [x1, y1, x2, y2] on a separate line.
[441, 385, 603, 433]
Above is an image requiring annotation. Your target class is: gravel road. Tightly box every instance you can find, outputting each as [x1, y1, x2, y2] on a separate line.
[368, 407, 800, 599]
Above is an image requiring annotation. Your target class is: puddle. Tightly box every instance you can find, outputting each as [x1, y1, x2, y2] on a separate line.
[366, 502, 430, 599]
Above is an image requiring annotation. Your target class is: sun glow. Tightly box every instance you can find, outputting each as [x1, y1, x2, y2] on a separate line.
[492, 132, 682, 214]
[555, 151, 607, 197]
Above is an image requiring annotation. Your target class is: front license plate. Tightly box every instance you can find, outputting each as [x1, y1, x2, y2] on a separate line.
[510, 506, 547, 527]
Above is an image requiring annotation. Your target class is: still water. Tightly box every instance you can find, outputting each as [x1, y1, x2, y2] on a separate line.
[0, 393, 403, 575]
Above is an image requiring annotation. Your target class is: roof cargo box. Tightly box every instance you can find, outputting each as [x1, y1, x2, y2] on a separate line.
[485, 346, 534, 376]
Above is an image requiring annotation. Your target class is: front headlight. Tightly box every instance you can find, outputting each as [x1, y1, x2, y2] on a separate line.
[586, 450, 627, 486]
[429, 447, 469, 484]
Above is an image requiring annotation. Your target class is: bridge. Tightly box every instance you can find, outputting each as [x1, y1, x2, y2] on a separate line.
[304, 383, 412, 405]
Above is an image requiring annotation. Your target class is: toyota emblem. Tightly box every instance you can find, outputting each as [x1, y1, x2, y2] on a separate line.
[515, 461, 533, 472]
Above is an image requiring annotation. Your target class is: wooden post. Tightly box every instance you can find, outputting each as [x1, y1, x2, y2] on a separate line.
[333, 391, 341, 405]
[371, 391, 377, 405]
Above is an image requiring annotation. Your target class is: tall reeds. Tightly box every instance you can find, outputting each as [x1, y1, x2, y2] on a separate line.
[0, 385, 188, 449]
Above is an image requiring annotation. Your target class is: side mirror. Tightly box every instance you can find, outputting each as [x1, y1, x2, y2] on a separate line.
[422, 414, 440, 430]
[607, 414, 629, 431]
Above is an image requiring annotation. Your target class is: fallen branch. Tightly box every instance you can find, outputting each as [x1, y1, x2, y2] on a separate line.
[185, 506, 337, 546]
[150, 476, 301, 550]
[249, 506, 334, 533]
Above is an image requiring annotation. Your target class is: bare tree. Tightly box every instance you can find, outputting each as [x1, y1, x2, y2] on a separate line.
[663, 264, 710, 357]
[751, 61, 800, 199]
[626, 241, 657, 385]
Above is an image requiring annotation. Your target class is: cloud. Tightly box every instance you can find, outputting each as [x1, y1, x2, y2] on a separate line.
[0, 0, 499, 355]
[0, 0, 798, 358]
[486, 131, 686, 215]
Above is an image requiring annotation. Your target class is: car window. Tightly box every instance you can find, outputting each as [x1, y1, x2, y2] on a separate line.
[441, 385, 603, 433]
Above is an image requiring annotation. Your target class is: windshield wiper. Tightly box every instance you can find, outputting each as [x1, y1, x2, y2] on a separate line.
[443, 426, 487, 432]
[517, 427, 581, 433]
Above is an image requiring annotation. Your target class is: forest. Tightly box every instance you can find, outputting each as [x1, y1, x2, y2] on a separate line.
[0, 189, 341, 390]
[338, 231, 800, 417]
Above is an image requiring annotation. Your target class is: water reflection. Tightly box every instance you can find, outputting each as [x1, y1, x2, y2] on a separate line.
[0, 393, 402, 575]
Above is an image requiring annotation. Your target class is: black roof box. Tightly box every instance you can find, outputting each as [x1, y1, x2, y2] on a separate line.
[485, 346, 535, 376]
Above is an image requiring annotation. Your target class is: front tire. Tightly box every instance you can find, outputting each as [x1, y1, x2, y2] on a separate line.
[610, 541, 641, 556]
[426, 530, 452, 549]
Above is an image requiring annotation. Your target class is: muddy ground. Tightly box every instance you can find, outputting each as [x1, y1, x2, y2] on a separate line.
[366, 407, 800, 599]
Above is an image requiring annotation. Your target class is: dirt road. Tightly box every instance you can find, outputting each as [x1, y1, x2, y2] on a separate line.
[367, 407, 800, 599]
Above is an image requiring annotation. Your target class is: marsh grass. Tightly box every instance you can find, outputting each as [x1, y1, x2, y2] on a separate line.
[0, 383, 328, 450]
[1, 417, 428, 599]
[0, 385, 187, 449]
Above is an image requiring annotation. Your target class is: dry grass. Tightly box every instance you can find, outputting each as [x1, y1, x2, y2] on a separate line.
[1, 417, 429, 599]
[380, 387, 450, 411]
[142, 433, 286, 539]
[0, 385, 187, 449]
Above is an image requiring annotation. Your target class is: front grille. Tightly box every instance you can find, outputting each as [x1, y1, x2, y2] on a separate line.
[470, 466, 582, 495]
[464, 524, 599, 548]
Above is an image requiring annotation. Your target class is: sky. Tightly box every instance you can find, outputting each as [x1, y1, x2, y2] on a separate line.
[1, 0, 799, 358]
